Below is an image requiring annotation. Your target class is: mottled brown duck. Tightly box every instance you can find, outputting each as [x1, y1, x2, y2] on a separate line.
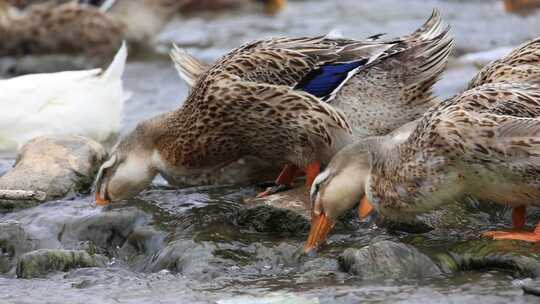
[304, 38, 540, 253]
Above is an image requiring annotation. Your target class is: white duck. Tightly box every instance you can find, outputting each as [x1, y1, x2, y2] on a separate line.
[0, 43, 129, 152]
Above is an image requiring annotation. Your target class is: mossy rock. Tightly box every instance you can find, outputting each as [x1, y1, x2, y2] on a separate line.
[16, 249, 107, 279]
[437, 240, 540, 278]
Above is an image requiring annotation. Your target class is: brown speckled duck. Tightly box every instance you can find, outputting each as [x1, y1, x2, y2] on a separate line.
[304, 38, 540, 253]
[94, 10, 454, 205]
[0, 0, 181, 57]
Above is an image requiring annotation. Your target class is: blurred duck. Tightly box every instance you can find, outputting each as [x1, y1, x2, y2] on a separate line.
[503, 0, 540, 16]
[94, 10, 453, 205]
[0, 0, 181, 57]
[0, 43, 129, 151]
[304, 38, 540, 253]
[179, 0, 286, 16]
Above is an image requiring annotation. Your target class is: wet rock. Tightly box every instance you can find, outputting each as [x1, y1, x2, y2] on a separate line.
[339, 240, 442, 279]
[245, 186, 310, 219]
[241, 186, 358, 234]
[0, 220, 39, 273]
[520, 279, 540, 297]
[60, 207, 150, 256]
[236, 204, 310, 234]
[16, 249, 107, 279]
[0, 136, 106, 211]
[119, 227, 166, 268]
[163, 156, 281, 187]
[441, 240, 540, 278]
[141, 239, 226, 280]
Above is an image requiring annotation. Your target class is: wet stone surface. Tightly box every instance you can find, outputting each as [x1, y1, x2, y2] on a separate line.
[16, 249, 107, 279]
[0, 136, 106, 211]
[339, 240, 442, 279]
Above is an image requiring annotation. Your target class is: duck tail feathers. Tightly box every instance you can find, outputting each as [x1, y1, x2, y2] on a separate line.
[170, 44, 206, 87]
[102, 41, 127, 81]
[412, 9, 447, 41]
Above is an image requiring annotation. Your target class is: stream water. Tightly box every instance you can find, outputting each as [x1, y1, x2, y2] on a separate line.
[2, 0, 540, 303]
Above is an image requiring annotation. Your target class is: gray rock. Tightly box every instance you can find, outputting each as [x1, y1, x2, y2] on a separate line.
[0, 136, 106, 211]
[119, 226, 166, 268]
[141, 239, 225, 280]
[442, 240, 540, 278]
[236, 204, 310, 234]
[16, 249, 107, 279]
[163, 156, 281, 187]
[339, 240, 442, 279]
[0, 220, 39, 273]
[59, 207, 150, 256]
[245, 186, 311, 219]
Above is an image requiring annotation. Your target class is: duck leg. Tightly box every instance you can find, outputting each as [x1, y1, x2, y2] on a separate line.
[304, 161, 321, 189]
[482, 206, 540, 242]
[256, 164, 301, 197]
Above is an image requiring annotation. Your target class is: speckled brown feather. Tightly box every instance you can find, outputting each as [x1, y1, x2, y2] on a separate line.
[468, 38, 540, 88]
[366, 82, 540, 222]
[151, 69, 352, 172]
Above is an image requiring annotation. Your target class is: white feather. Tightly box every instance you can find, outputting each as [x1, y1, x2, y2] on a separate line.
[0, 42, 130, 151]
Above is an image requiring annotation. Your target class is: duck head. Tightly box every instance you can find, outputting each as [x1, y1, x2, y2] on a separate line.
[304, 141, 373, 255]
[95, 121, 158, 205]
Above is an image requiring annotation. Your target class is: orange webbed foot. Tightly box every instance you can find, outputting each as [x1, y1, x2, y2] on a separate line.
[483, 206, 540, 242]
[482, 230, 540, 242]
[256, 164, 300, 198]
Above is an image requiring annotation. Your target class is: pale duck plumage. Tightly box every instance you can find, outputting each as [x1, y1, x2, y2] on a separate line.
[0, 42, 130, 151]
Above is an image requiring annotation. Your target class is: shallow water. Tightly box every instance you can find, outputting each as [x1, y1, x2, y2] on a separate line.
[2, 0, 540, 303]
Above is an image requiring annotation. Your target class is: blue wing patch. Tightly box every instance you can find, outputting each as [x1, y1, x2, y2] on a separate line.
[295, 59, 368, 100]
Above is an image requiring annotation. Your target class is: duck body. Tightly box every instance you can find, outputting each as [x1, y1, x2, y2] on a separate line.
[0, 1, 124, 58]
[366, 82, 540, 222]
[0, 0, 180, 58]
[304, 38, 540, 253]
[0, 43, 129, 151]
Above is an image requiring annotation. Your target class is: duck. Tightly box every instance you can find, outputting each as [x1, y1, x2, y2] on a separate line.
[94, 10, 453, 205]
[304, 37, 540, 254]
[178, 0, 287, 16]
[0, 43, 129, 152]
[0, 0, 181, 58]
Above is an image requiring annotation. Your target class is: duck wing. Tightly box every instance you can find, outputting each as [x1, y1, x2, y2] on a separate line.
[468, 37, 540, 89]
[408, 83, 540, 165]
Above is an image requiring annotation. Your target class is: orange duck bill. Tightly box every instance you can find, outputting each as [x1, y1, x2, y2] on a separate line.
[303, 211, 335, 254]
[358, 196, 375, 219]
[95, 191, 111, 206]
[303, 196, 376, 254]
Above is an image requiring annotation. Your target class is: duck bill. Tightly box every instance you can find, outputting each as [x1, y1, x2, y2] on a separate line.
[303, 212, 335, 255]
[95, 191, 110, 206]
[358, 196, 374, 220]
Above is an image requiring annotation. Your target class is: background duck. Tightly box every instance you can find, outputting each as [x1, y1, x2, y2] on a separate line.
[0, 43, 129, 151]
[305, 37, 540, 253]
[0, 0, 181, 59]
[93, 10, 454, 205]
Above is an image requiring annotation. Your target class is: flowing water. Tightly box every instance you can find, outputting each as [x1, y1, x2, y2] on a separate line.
[2, 0, 540, 303]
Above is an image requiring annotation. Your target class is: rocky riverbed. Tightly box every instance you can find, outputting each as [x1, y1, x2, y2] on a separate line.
[2, 0, 540, 303]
